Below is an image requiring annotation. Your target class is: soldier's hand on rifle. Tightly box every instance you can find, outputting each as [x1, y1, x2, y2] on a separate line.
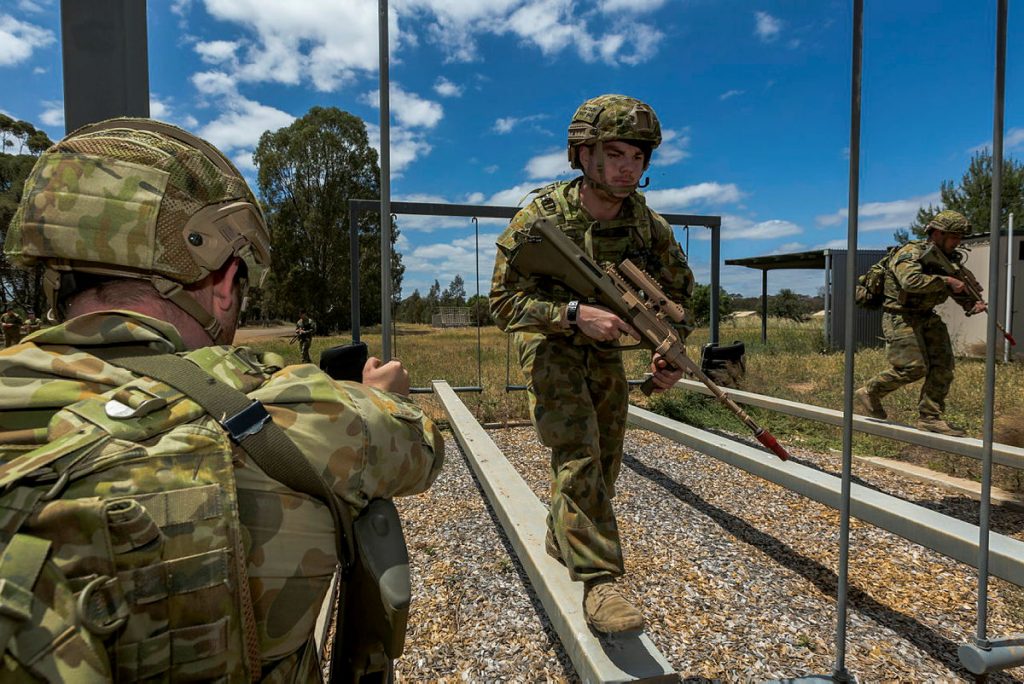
[574, 304, 639, 342]
[970, 300, 987, 315]
[943, 276, 967, 294]
[363, 357, 411, 396]
[648, 354, 683, 393]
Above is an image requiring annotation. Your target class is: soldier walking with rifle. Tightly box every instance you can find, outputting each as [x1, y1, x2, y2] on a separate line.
[295, 309, 316, 363]
[854, 210, 987, 436]
[490, 94, 693, 636]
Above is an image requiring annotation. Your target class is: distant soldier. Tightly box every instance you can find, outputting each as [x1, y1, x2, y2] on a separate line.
[854, 210, 985, 436]
[1, 308, 23, 347]
[22, 310, 43, 335]
[490, 94, 693, 635]
[295, 310, 316, 363]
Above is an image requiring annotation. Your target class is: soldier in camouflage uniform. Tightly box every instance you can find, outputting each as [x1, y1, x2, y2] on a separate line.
[0, 119, 444, 681]
[295, 310, 316, 363]
[854, 210, 986, 436]
[1, 308, 23, 347]
[490, 95, 693, 635]
[22, 310, 42, 335]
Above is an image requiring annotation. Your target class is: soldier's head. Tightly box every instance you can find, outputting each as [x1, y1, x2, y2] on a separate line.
[5, 118, 271, 348]
[926, 210, 971, 255]
[567, 94, 662, 199]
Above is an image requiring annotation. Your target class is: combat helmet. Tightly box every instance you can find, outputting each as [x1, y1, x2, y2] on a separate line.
[925, 210, 972, 236]
[567, 94, 662, 168]
[4, 118, 271, 342]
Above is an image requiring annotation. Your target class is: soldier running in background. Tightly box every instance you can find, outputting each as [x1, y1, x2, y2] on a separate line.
[854, 210, 986, 436]
[1, 307, 23, 347]
[490, 94, 694, 635]
[22, 309, 43, 335]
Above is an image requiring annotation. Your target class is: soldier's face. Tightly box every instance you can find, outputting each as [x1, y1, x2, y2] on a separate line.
[580, 141, 646, 194]
[931, 229, 962, 255]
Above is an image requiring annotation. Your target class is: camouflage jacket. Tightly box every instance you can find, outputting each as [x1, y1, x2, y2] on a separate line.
[295, 317, 316, 338]
[884, 240, 975, 314]
[0, 311, 444, 675]
[489, 178, 694, 343]
[1, 311, 22, 330]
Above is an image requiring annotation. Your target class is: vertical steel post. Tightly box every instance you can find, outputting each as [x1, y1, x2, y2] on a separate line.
[710, 222, 721, 345]
[824, 252, 833, 349]
[1005, 212, 1014, 364]
[833, 0, 863, 680]
[976, 0, 1007, 649]
[760, 269, 768, 344]
[378, 0, 393, 360]
[60, 0, 149, 133]
[349, 203, 361, 343]
[473, 217, 483, 389]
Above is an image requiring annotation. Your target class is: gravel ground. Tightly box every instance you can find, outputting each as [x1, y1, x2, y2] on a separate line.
[395, 424, 1024, 683]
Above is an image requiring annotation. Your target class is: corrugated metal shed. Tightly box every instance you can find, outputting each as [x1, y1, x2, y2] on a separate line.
[725, 248, 887, 350]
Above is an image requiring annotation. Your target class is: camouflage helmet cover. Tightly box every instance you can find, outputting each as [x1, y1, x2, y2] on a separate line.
[567, 94, 662, 169]
[926, 210, 972, 236]
[4, 118, 270, 333]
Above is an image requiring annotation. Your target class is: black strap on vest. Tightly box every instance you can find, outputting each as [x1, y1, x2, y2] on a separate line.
[102, 348, 355, 573]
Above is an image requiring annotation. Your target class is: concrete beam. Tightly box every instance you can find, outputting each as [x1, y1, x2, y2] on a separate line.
[433, 381, 678, 683]
[628, 405, 1024, 588]
[673, 378, 1024, 471]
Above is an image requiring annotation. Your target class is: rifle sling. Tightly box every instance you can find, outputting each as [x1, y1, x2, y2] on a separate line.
[100, 347, 355, 573]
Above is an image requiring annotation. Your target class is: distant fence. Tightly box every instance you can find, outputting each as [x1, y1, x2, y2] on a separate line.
[432, 307, 471, 328]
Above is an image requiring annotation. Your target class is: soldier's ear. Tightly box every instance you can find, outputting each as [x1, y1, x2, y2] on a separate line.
[211, 258, 242, 315]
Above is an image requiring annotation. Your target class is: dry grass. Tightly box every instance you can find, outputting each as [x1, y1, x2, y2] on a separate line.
[240, 316, 1024, 491]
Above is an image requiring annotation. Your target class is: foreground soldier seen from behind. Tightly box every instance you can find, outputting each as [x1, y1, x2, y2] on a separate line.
[854, 210, 986, 437]
[490, 94, 694, 635]
[0, 119, 444, 681]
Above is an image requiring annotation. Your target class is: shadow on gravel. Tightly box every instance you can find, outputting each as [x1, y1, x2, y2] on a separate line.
[623, 453, 1024, 684]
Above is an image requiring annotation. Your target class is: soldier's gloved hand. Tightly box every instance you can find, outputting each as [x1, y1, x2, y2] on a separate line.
[575, 304, 639, 342]
[363, 356, 411, 396]
[971, 300, 988, 315]
[648, 354, 683, 392]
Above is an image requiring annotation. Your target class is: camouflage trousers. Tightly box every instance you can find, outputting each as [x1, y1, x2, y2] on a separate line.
[865, 311, 954, 418]
[515, 331, 629, 582]
[299, 336, 312, 363]
[3, 330, 20, 348]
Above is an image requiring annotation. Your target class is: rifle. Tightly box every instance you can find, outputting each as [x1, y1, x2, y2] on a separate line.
[920, 244, 1016, 347]
[509, 217, 790, 461]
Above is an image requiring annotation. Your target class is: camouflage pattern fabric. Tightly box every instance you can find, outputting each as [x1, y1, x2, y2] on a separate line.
[864, 239, 974, 418]
[926, 209, 972, 236]
[865, 311, 954, 418]
[22, 315, 42, 335]
[0, 310, 445, 681]
[491, 178, 693, 582]
[1, 312, 23, 348]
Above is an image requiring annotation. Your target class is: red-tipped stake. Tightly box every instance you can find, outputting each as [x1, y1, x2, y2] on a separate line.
[755, 429, 790, 461]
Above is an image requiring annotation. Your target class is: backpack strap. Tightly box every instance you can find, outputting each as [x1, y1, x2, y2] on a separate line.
[102, 348, 355, 574]
[0, 534, 51, 653]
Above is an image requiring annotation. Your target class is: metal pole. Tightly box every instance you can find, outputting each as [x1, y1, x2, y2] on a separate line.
[832, 0, 863, 680]
[976, 0, 1007, 648]
[378, 0, 393, 360]
[349, 202, 360, 343]
[1005, 212, 1014, 364]
[824, 252, 833, 349]
[711, 222, 721, 345]
[761, 270, 768, 344]
[474, 216, 482, 389]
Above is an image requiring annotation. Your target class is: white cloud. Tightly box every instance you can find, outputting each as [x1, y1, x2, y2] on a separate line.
[484, 164, 499, 174]
[150, 95, 199, 130]
[433, 76, 463, 97]
[815, 192, 941, 232]
[645, 182, 743, 212]
[720, 89, 744, 101]
[652, 128, 690, 166]
[723, 217, 802, 240]
[492, 113, 545, 134]
[0, 14, 55, 66]
[17, 1, 48, 13]
[195, 40, 240, 65]
[399, 231, 502, 298]
[754, 11, 782, 42]
[525, 149, 571, 180]
[971, 127, 1024, 154]
[367, 123, 432, 175]
[361, 84, 443, 129]
[597, 0, 666, 13]
[192, 70, 237, 96]
[31, 65, 44, 74]
[38, 100, 63, 127]
[196, 85, 294, 162]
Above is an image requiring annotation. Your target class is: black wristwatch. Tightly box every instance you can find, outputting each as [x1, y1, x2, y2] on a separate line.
[566, 300, 580, 325]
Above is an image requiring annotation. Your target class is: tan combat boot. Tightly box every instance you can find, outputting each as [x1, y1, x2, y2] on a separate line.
[916, 416, 966, 437]
[853, 387, 887, 420]
[583, 578, 644, 635]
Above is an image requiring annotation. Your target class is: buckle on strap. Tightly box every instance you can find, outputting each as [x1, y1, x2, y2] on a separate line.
[221, 400, 271, 442]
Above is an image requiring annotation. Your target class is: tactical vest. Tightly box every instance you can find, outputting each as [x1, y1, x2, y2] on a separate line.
[529, 181, 656, 305]
[0, 347, 340, 682]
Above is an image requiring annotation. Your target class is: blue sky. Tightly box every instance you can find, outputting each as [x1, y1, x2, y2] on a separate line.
[2, 0, 1022, 298]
